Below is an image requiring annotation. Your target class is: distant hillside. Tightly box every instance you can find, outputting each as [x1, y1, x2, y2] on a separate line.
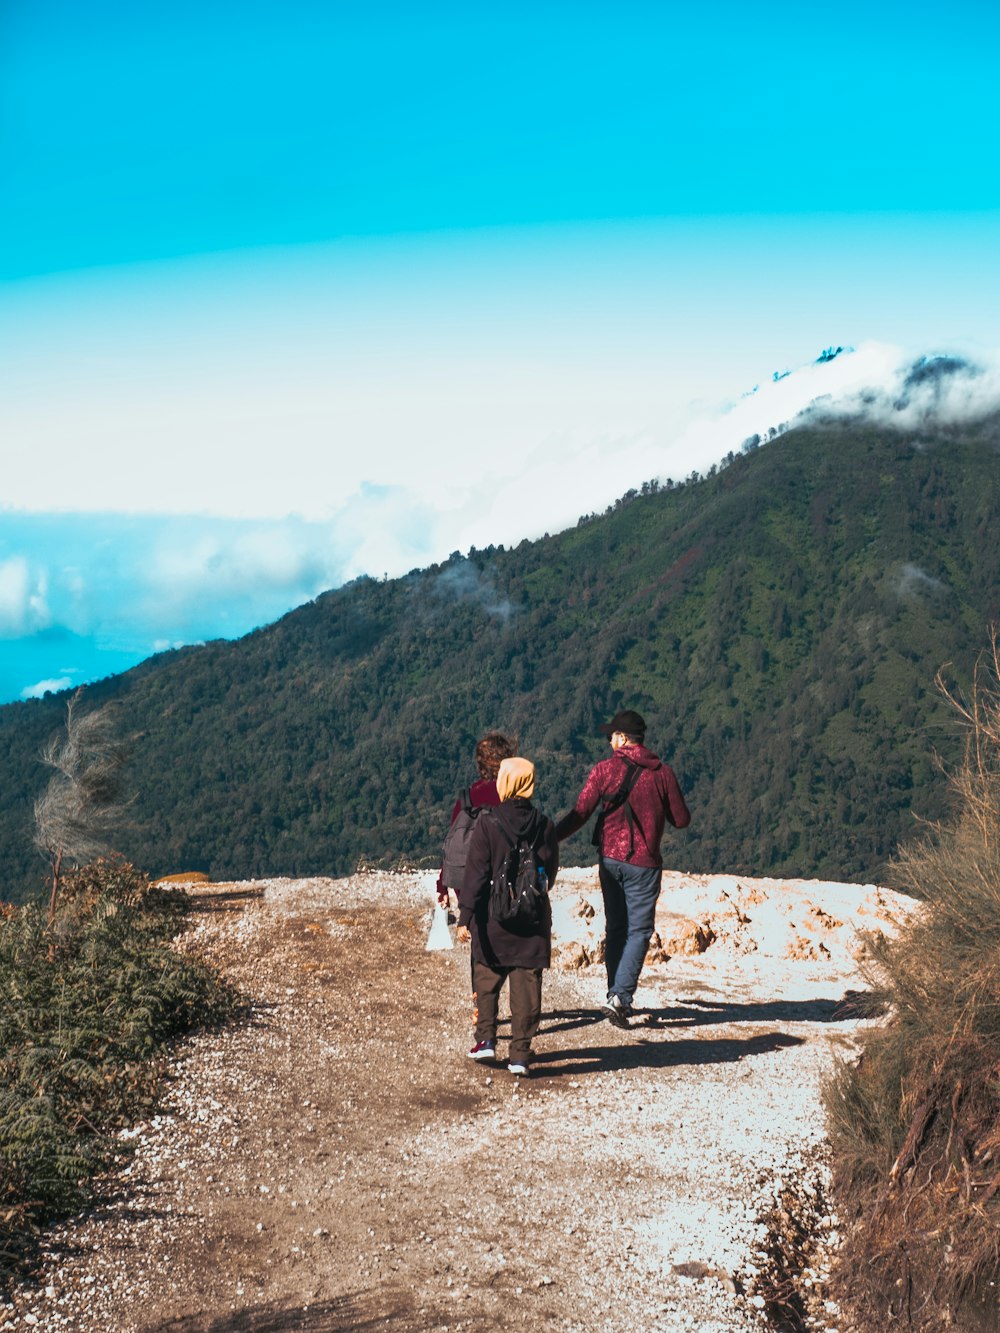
[1, 413, 998, 901]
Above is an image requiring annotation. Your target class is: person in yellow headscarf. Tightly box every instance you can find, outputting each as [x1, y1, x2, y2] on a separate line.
[457, 756, 560, 1076]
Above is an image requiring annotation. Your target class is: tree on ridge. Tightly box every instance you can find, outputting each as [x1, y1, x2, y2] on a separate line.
[33, 689, 131, 926]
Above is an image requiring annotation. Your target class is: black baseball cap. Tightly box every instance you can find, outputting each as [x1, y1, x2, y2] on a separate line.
[598, 710, 646, 740]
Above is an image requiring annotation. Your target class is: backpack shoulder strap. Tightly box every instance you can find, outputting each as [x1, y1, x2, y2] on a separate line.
[603, 757, 642, 813]
[593, 757, 644, 859]
[484, 806, 515, 849]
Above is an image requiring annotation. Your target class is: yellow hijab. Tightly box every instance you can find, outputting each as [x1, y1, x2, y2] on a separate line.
[496, 756, 535, 802]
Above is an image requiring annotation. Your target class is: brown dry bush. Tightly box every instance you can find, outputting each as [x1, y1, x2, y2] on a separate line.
[824, 631, 1000, 1331]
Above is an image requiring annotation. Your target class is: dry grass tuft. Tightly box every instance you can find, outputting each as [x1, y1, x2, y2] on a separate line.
[824, 630, 1000, 1330]
[0, 858, 234, 1286]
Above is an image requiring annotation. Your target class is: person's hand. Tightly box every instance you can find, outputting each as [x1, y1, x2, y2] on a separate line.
[436, 888, 450, 908]
[456, 925, 471, 944]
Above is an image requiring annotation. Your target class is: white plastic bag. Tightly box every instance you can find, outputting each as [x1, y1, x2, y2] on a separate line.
[425, 902, 454, 951]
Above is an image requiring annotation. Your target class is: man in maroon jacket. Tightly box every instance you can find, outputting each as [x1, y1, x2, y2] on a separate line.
[556, 710, 690, 1027]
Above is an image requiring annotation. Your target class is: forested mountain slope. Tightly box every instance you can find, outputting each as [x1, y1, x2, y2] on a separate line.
[2, 414, 998, 901]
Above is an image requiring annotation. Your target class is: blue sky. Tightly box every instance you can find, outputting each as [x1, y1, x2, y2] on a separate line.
[2, 1, 999, 702]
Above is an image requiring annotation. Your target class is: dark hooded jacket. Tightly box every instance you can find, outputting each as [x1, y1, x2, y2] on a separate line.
[555, 742, 690, 867]
[459, 798, 559, 969]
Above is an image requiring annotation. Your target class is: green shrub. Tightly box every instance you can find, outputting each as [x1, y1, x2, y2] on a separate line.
[0, 857, 234, 1278]
[825, 634, 1000, 1330]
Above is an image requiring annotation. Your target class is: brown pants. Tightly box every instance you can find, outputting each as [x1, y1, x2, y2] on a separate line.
[471, 958, 543, 1064]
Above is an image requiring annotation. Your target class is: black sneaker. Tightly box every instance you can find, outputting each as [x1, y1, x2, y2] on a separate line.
[468, 1040, 496, 1061]
[602, 995, 633, 1029]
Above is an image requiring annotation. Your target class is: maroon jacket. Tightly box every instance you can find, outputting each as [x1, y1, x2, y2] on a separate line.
[555, 743, 690, 868]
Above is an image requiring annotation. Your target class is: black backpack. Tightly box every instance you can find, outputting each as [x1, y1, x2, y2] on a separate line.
[440, 788, 482, 889]
[486, 811, 549, 933]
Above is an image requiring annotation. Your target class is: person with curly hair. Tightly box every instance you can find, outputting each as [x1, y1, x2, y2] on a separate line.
[436, 731, 516, 907]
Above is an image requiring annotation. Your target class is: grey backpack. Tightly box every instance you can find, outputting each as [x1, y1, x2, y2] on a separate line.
[440, 788, 481, 889]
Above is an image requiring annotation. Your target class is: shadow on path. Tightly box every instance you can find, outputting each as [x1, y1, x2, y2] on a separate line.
[143, 1291, 424, 1333]
[640, 993, 875, 1026]
[530, 1030, 804, 1079]
[188, 887, 266, 915]
[537, 991, 873, 1040]
[537, 1007, 607, 1037]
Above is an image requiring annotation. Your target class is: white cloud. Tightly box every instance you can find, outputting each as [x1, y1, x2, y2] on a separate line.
[387, 343, 1000, 564]
[895, 563, 947, 598]
[815, 350, 1000, 429]
[149, 526, 332, 599]
[328, 483, 442, 581]
[3, 339, 999, 704]
[431, 558, 514, 621]
[20, 675, 72, 699]
[0, 556, 51, 638]
[652, 343, 1000, 488]
[666, 344, 891, 464]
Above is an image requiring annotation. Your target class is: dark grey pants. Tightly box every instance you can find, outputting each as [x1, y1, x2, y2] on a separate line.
[471, 958, 543, 1064]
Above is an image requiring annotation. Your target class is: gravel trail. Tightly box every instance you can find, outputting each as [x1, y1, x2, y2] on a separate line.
[0, 868, 898, 1332]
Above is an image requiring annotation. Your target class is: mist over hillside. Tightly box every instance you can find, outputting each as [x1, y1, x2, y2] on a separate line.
[0, 407, 998, 902]
[4, 344, 999, 709]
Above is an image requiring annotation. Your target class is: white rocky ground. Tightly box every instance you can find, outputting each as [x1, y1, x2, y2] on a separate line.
[0, 867, 914, 1333]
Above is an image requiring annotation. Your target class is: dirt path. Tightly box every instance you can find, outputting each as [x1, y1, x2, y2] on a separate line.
[1, 870, 885, 1332]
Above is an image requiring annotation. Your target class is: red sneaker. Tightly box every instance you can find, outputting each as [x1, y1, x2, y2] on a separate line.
[467, 1040, 496, 1061]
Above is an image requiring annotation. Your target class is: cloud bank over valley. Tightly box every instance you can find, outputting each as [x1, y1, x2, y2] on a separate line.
[2, 343, 998, 705]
